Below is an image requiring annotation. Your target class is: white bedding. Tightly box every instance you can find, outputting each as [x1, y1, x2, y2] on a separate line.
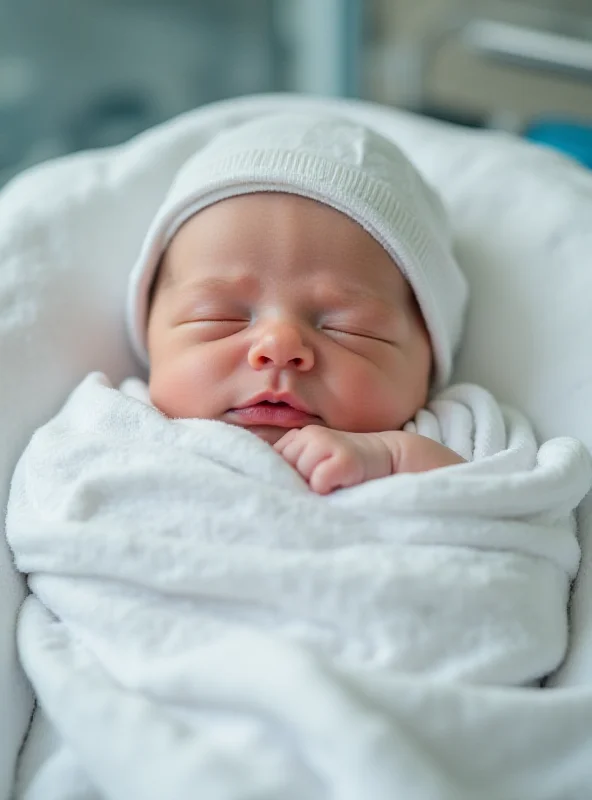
[6, 372, 592, 798]
[2, 93, 592, 798]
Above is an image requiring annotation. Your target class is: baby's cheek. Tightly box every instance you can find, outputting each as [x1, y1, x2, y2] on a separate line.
[323, 358, 419, 433]
[149, 369, 193, 418]
[148, 358, 212, 419]
[150, 338, 246, 420]
[322, 366, 391, 430]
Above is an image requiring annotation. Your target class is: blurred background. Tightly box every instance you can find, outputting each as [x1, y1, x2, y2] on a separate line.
[1, 0, 591, 186]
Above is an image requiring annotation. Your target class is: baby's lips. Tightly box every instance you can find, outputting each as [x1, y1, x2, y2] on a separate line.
[227, 402, 319, 428]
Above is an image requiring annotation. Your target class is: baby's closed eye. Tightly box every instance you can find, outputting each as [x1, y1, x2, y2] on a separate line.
[321, 324, 398, 344]
[176, 303, 250, 339]
[318, 310, 401, 346]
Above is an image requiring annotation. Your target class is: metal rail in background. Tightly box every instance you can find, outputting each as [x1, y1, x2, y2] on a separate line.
[395, 7, 592, 113]
[462, 19, 592, 81]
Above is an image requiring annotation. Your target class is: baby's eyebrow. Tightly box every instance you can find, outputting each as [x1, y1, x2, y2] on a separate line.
[176, 274, 256, 295]
[170, 273, 402, 316]
[315, 284, 399, 314]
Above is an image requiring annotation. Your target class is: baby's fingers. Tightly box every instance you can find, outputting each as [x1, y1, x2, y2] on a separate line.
[309, 454, 363, 495]
[274, 428, 333, 481]
[273, 429, 302, 458]
[274, 430, 314, 467]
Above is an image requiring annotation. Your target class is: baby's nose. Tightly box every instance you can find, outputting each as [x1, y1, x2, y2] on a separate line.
[248, 318, 314, 372]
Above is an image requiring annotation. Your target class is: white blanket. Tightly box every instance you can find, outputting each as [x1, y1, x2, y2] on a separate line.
[6, 372, 591, 799]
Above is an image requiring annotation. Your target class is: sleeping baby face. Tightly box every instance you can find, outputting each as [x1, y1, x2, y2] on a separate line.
[146, 192, 432, 445]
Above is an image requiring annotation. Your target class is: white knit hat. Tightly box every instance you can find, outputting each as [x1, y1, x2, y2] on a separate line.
[126, 112, 467, 387]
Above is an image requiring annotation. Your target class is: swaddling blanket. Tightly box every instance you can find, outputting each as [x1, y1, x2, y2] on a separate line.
[6, 371, 591, 799]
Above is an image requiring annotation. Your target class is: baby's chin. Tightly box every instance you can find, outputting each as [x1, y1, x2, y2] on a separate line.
[230, 424, 292, 446]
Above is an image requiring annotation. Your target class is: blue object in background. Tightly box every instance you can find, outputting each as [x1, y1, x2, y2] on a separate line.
[524, 118, 592, 169]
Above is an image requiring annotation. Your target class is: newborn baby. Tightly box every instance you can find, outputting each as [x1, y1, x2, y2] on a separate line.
[126, 112, 468, 493]
[8, 114, 591, 793]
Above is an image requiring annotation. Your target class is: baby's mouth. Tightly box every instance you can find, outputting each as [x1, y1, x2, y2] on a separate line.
[227, 397, 320, 427]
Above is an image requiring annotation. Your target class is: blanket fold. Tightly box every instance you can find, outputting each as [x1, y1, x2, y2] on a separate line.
[7, 371, 591, 800]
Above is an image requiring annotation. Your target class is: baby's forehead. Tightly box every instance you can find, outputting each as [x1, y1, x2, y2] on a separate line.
[161, 192, 408, 285]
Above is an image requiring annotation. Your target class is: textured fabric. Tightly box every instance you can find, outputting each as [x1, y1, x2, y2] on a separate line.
[125, 113, 468, 387]
[5, 371, 591, 799]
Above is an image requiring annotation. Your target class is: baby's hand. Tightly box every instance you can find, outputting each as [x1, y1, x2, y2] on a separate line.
[274, 427, 466, 495]
[273, 426, 392, 495]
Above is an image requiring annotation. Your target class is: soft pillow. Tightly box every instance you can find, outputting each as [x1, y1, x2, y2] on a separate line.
[1, 93, 592, 796]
